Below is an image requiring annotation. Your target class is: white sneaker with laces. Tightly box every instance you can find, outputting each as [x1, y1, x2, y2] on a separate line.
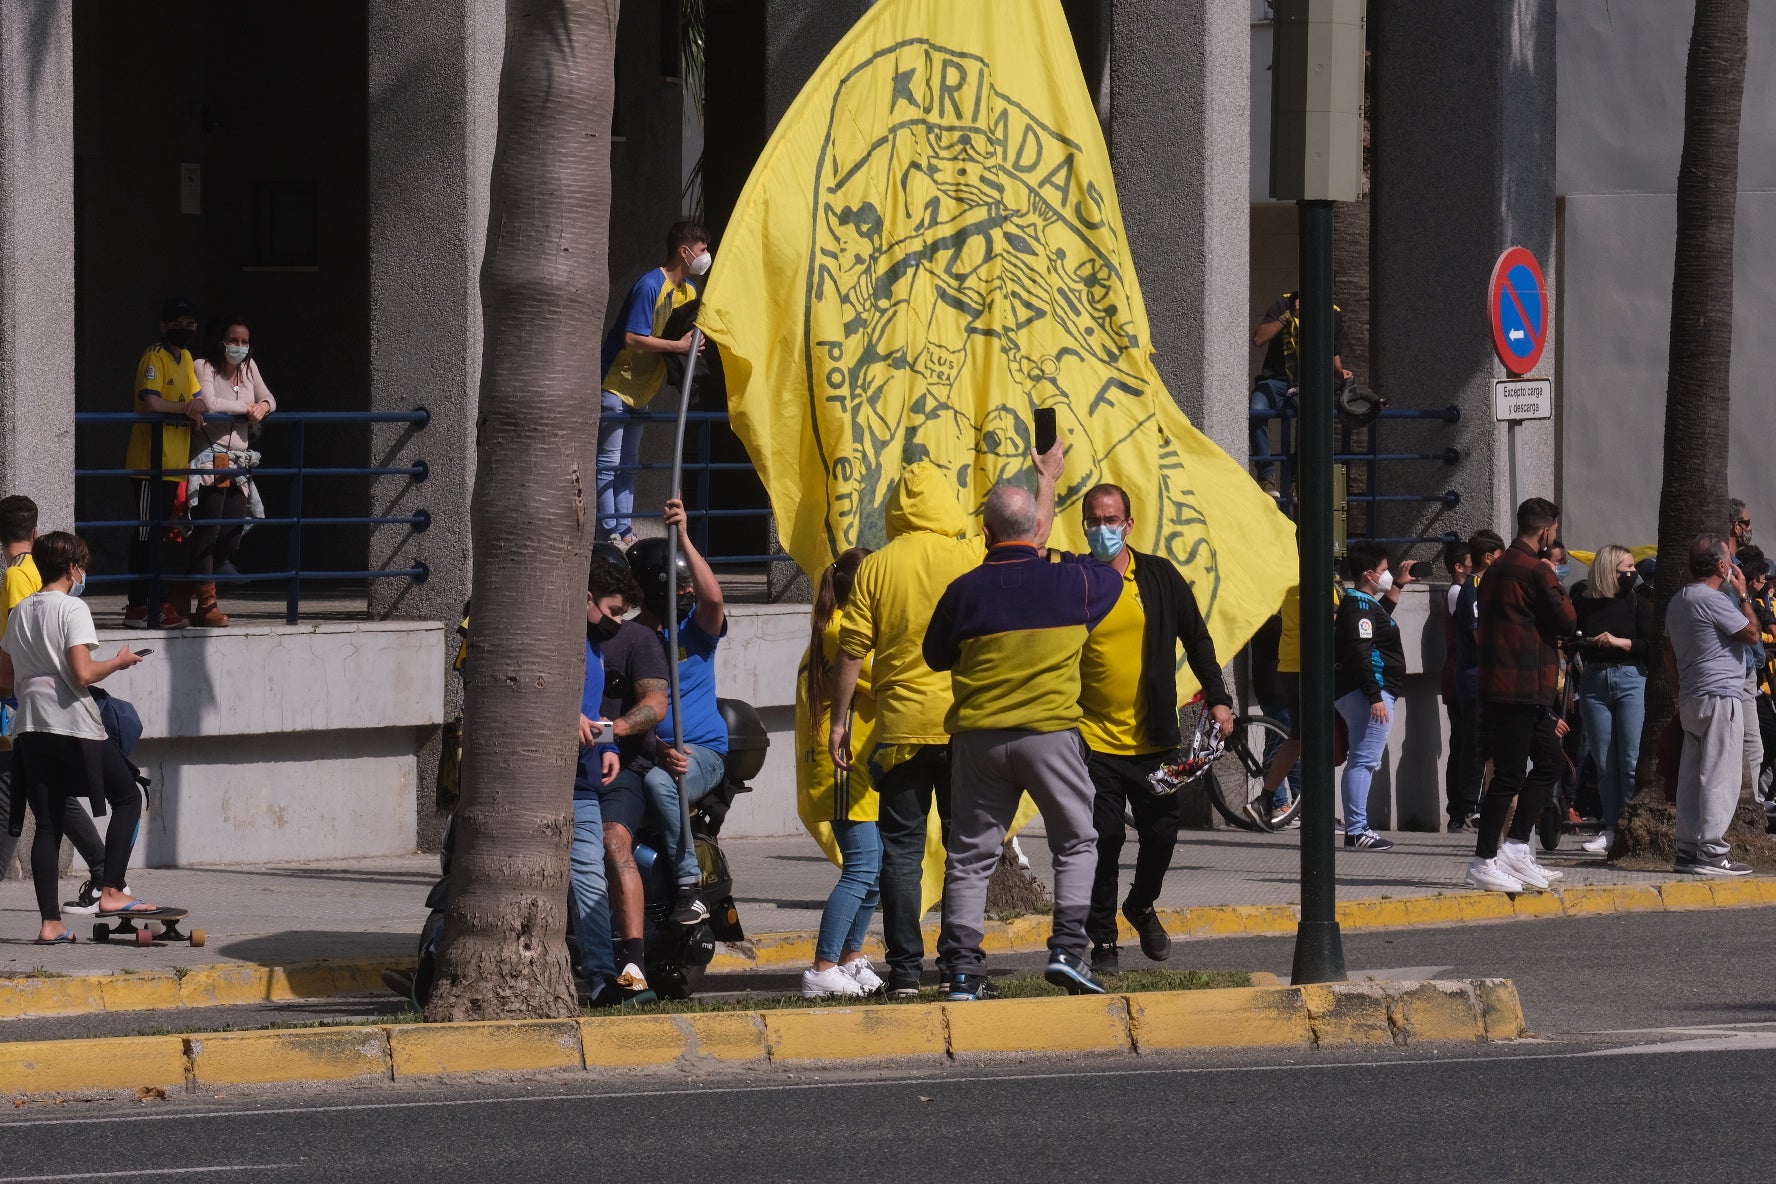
[1497, 842, 1553, 889]
[841, 957, 884, 993]
[616, 962, 649, 993]
[802, 966, 866, 998]
[1581, 829, 1614, 855]
[1466, 857, 1526, 893]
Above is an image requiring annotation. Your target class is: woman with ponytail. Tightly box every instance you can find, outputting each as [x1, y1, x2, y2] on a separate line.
[795, 548, 883, 997]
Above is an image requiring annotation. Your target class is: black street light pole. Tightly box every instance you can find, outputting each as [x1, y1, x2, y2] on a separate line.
[1290, 198, 1346, 986]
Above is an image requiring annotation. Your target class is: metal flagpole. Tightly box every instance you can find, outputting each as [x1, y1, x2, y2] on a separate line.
[665, 328, 701, 884]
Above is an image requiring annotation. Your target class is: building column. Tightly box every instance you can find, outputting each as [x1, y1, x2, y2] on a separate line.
[1108, 0, 1251, 461]
[1371, 0, 1556, 544]
[0, 0, 75, 528]
[366, 0, 503, 848]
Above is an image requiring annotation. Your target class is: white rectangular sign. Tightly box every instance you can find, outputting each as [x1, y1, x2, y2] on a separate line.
[1494, 378, 1553, 422]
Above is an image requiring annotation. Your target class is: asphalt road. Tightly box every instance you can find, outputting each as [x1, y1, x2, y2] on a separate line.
[2, 909, 1773, 1182]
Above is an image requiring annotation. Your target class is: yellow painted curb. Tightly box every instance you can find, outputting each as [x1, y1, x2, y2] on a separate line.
[765, 1004, 948, 1062]
[0, 1034, 187, 1094]
[389, 1018, 584, 1077]
[8, 873, 1766, 1025]
[192, 1028, 391, 1086]
[0, 978, 1524, 1096]
[1127, 985, 1312, 1050]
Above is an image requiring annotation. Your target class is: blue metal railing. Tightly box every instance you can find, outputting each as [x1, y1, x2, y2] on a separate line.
[1251, 401, 1463, 548]
[602, 408, 791, 565]
[75, 409, 431, 624]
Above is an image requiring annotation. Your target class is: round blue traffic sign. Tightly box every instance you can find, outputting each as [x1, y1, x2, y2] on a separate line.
[1489, 247, 1548, 376]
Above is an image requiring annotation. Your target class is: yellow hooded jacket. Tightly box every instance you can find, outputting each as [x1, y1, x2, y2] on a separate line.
[838, 462, 984, 746]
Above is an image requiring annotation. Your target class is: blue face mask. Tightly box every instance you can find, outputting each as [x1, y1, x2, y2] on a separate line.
[1554, 563, 1571, 583]
[1087, 525, 1126, 561]
[69, 571, 85, 598]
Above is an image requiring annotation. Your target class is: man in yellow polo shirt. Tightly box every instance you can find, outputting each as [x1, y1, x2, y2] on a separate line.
[124, 297, 206, 628]
[1076, 483, 1234, 975]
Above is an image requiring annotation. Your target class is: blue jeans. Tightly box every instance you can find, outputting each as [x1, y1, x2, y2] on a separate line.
[1336, 689, 1395, 835]
[569, 795, 617, 988]
[816, 819, 883, 964]
[1249, 376, 1292, 482]
[596, 391, 644, 537]
[643, 743, 727, 886]
[1575, 664, 1646, 831]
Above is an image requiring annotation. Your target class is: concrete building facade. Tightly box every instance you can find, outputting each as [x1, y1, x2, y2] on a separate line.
[0, 0, 1760, 857]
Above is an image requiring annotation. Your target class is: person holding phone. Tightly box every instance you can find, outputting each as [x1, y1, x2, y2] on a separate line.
[1333, 541, 1419, 852]
[1573, 544, 1651, 856]
[0, 533, 160, 943]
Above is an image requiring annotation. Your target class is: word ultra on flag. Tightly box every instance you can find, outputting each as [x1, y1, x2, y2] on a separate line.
[700, 0, 1298, 701]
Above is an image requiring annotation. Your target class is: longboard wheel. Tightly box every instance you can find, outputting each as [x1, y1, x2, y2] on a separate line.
[189, 929, 206, 948]
[134, 926, 153, 946]
[92, 923, 109, 942]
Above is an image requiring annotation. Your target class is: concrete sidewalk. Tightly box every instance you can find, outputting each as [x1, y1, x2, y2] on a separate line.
[0, 827, 1680, 978]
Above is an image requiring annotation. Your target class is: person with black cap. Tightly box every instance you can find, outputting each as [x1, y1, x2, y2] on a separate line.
[124, 298, 207, 628]
[629, 498, 727, 926]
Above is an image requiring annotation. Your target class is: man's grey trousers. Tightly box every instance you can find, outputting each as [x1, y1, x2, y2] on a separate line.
[939, 728, 1098, 977]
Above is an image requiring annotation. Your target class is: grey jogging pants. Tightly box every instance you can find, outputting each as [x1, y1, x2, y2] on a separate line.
[939, 728, 1098, 977]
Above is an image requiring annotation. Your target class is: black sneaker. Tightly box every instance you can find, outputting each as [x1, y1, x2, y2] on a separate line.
[62, 879, 101, 916]
[1689, 855, 1753, 877]
[947, 973, 999, 1001]
[1045, 949, 1108, 995]
[1344, 830, 1396, 851]
[670, 892, 709, 927]
[1243, 798, 1276, 831]
[887, 974, 922, 1000]
[1122, 902, 1172, 962]
[1090, 941, 1120, 975]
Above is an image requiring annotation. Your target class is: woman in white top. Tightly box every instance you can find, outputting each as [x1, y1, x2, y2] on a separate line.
[190, 316, 276, 629]
[0, 534, 155, 942]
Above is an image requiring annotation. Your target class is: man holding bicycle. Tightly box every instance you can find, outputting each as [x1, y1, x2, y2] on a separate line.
[1074, 484, 1233, 975]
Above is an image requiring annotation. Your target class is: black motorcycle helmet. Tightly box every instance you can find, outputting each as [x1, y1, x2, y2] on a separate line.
[628, 537, 695, 618]
[591, 540, 628, 570]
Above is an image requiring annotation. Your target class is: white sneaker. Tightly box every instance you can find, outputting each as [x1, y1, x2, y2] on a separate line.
[616, 962, 649, 993]
[1008, 836, 1031, 869]
[1582, 829, 1614, 855]
[1501, 838, 1564, 880]
[1466, 857, 1526, 893]
[1497, 842, 1553, 889]
[802, 966, 866, 999]
[841, 957, 884, 993]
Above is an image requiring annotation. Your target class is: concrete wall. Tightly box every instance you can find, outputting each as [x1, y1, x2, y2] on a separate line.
[1370, 0, 1557, 552]
[92, 621, 445, 867]
[1555, 2, 1776, 551]
[0, 0, 75, 531]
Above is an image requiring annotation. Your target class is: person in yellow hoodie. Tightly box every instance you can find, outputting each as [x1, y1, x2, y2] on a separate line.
[827, 457, 1060, 996]
[0, 497, 108, 898]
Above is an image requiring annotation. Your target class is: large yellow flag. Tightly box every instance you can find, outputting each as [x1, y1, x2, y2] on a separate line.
[700, 0, 1298, 703]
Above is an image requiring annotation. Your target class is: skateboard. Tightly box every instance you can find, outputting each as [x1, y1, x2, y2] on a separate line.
[90, 907, 205, 948]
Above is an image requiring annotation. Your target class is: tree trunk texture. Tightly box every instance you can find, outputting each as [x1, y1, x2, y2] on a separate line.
[1634, 0, 1749, 798]
[426, 0, 621, 1022]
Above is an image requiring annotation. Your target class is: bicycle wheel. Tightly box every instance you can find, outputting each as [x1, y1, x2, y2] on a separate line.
[1190, 709, 1298, 831]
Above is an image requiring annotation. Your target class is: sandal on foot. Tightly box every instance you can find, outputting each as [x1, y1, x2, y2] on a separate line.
[33, 932, 75, 945]
[97, 901, 160, 917]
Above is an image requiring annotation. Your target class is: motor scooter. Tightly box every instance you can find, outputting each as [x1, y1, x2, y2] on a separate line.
[394, 698, 767, 1007]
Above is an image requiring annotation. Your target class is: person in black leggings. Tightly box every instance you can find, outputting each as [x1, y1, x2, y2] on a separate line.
[0, 532, 157, 942]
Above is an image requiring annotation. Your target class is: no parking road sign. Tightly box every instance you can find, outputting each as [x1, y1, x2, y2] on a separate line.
[1489, 247, 1548, 376]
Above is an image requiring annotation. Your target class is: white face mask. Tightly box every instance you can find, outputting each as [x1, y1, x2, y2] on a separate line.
[223, 343, 250, 365]
[688, 250, 713, 277]
[1373, 569, 1394, 594]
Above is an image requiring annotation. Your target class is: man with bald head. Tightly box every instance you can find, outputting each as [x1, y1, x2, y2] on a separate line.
[923, 450, 1123, 1000]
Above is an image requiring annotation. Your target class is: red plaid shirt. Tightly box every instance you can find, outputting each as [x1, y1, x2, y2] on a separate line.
[1476, 539, 1577, 707]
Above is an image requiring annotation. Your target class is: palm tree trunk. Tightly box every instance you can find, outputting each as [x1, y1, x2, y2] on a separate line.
[1634, 0, 1749, 800]
[426, 0, 621, 1022]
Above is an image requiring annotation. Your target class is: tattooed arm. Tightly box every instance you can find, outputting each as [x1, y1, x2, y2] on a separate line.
[614, 678, 668, 739]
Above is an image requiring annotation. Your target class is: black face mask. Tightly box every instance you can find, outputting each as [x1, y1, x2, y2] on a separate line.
[588, 613, 623, 643]
[163, 326, 194, 352]
[1617, 571, 1639, 595]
